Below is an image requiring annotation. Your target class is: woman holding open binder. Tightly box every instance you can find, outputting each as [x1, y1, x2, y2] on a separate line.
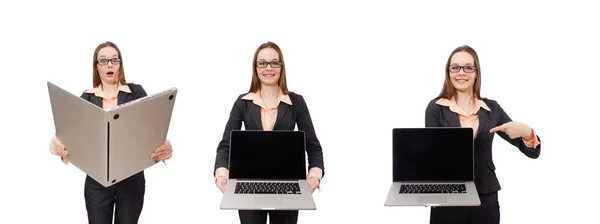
[48, 41, 173, 224]
[213, 41, 325, 224]
[424, 45, 541, 224]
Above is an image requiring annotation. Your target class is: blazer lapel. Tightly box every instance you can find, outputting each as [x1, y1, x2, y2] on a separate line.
[476, 108, 489, 138]
[442, 107, 461, 127]
[117, 92, 128, 106]
[90, 95, 103, 108]
[273, 103, 289, 130]
[248, 103, 263, 130]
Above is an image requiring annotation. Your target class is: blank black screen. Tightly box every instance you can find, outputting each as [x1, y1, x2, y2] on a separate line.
[393, 128, 473, 182]
[229, 130, 306, 179]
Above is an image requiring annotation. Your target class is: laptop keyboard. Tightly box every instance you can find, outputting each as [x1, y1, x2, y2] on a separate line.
[235, 181, 301, 194]
[399, 184, 467, 194]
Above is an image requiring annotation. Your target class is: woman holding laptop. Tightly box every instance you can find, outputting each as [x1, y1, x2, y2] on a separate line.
[48, 41, 173, 224]
[213, 41, 325, 224]
[424, 45, 541, 224]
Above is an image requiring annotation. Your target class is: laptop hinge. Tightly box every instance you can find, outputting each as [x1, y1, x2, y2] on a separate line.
[235, 178, 300, 181]
[107, 122, 110, 182]
[398, 181, 469, 183]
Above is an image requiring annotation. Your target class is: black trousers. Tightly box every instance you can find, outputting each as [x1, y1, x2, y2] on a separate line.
[430, 191, 500, 224]
[84, 171, 145, 224]
[238, 210, 299, 224]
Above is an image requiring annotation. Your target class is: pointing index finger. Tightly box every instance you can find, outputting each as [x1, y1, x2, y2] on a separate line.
[489, 124, 506, 133]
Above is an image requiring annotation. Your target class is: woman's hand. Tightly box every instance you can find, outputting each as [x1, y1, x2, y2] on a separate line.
[215, 167, 229, 193]
[49, 136, 68, 164]
[151, 140, 173, 162]
[490, 122, 532, 139]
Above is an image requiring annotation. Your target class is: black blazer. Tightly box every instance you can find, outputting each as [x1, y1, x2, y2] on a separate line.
[425, 97, 541, 194]
[79, 83, 148, 107]
[214, 92, 325, 177]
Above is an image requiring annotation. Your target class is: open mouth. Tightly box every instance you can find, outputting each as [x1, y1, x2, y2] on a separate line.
[263, 73, 275, 78]
[107, 71, 114, 77]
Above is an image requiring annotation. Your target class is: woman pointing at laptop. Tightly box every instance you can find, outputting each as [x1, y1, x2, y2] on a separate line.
[213, 41, 325, 224]
[424, 45, 541, 224]
[48, 41, 173, 224]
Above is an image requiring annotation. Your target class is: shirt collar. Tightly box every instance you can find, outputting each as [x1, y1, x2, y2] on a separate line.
[84, 83, 131, 100]
[241, 90, 292, 109]
[435, 97, 491, 116]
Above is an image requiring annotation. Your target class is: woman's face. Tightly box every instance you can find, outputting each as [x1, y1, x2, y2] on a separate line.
[255, 48, 282, 87]
[96, 46, 121, 85]
[448, 51, 477, 93]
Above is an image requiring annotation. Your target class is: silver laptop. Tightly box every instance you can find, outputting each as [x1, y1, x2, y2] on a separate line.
[384, 127, 481, 207]
[47, 81, 177, 187]
[220, 130, 316, 210]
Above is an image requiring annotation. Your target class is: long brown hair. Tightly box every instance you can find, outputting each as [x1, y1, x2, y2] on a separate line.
[248, 41, 289, 94]
[437, 45, 482, 100]
[92, 41, 127, 88]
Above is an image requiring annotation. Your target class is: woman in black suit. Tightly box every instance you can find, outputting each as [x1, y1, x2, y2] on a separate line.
[48, 41, 173, 224]
[425, 45, 541, 224]
[213, 41, 325, 224]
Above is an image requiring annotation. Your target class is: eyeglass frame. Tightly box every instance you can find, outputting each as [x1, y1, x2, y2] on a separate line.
[448, 65, 477, 73]
[97, 58, 122, 65]
[256, 61, 283, 68]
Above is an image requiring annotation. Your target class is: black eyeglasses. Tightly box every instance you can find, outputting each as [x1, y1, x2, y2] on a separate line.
[256, 61, 283, 68]
[449, 65, 476, 73]
[97, 58, 122, 65]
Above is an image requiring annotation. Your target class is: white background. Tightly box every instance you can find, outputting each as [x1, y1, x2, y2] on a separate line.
[1, 0, 598, 223]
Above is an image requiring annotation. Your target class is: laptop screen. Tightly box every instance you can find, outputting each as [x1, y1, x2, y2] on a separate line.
[393, 128, 474, 182]
[229, 130, 307, 179]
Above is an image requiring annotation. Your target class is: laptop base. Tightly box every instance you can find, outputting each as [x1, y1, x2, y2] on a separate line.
[384, 182, 481, 207]
[220, 179, 316, 210]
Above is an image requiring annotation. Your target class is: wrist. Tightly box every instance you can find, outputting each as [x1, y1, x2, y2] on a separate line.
[307, 167, 323, 180]
[215, 167, 228, 176]
[308, 176, 321, 184]
[522, 128, 535, 140]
